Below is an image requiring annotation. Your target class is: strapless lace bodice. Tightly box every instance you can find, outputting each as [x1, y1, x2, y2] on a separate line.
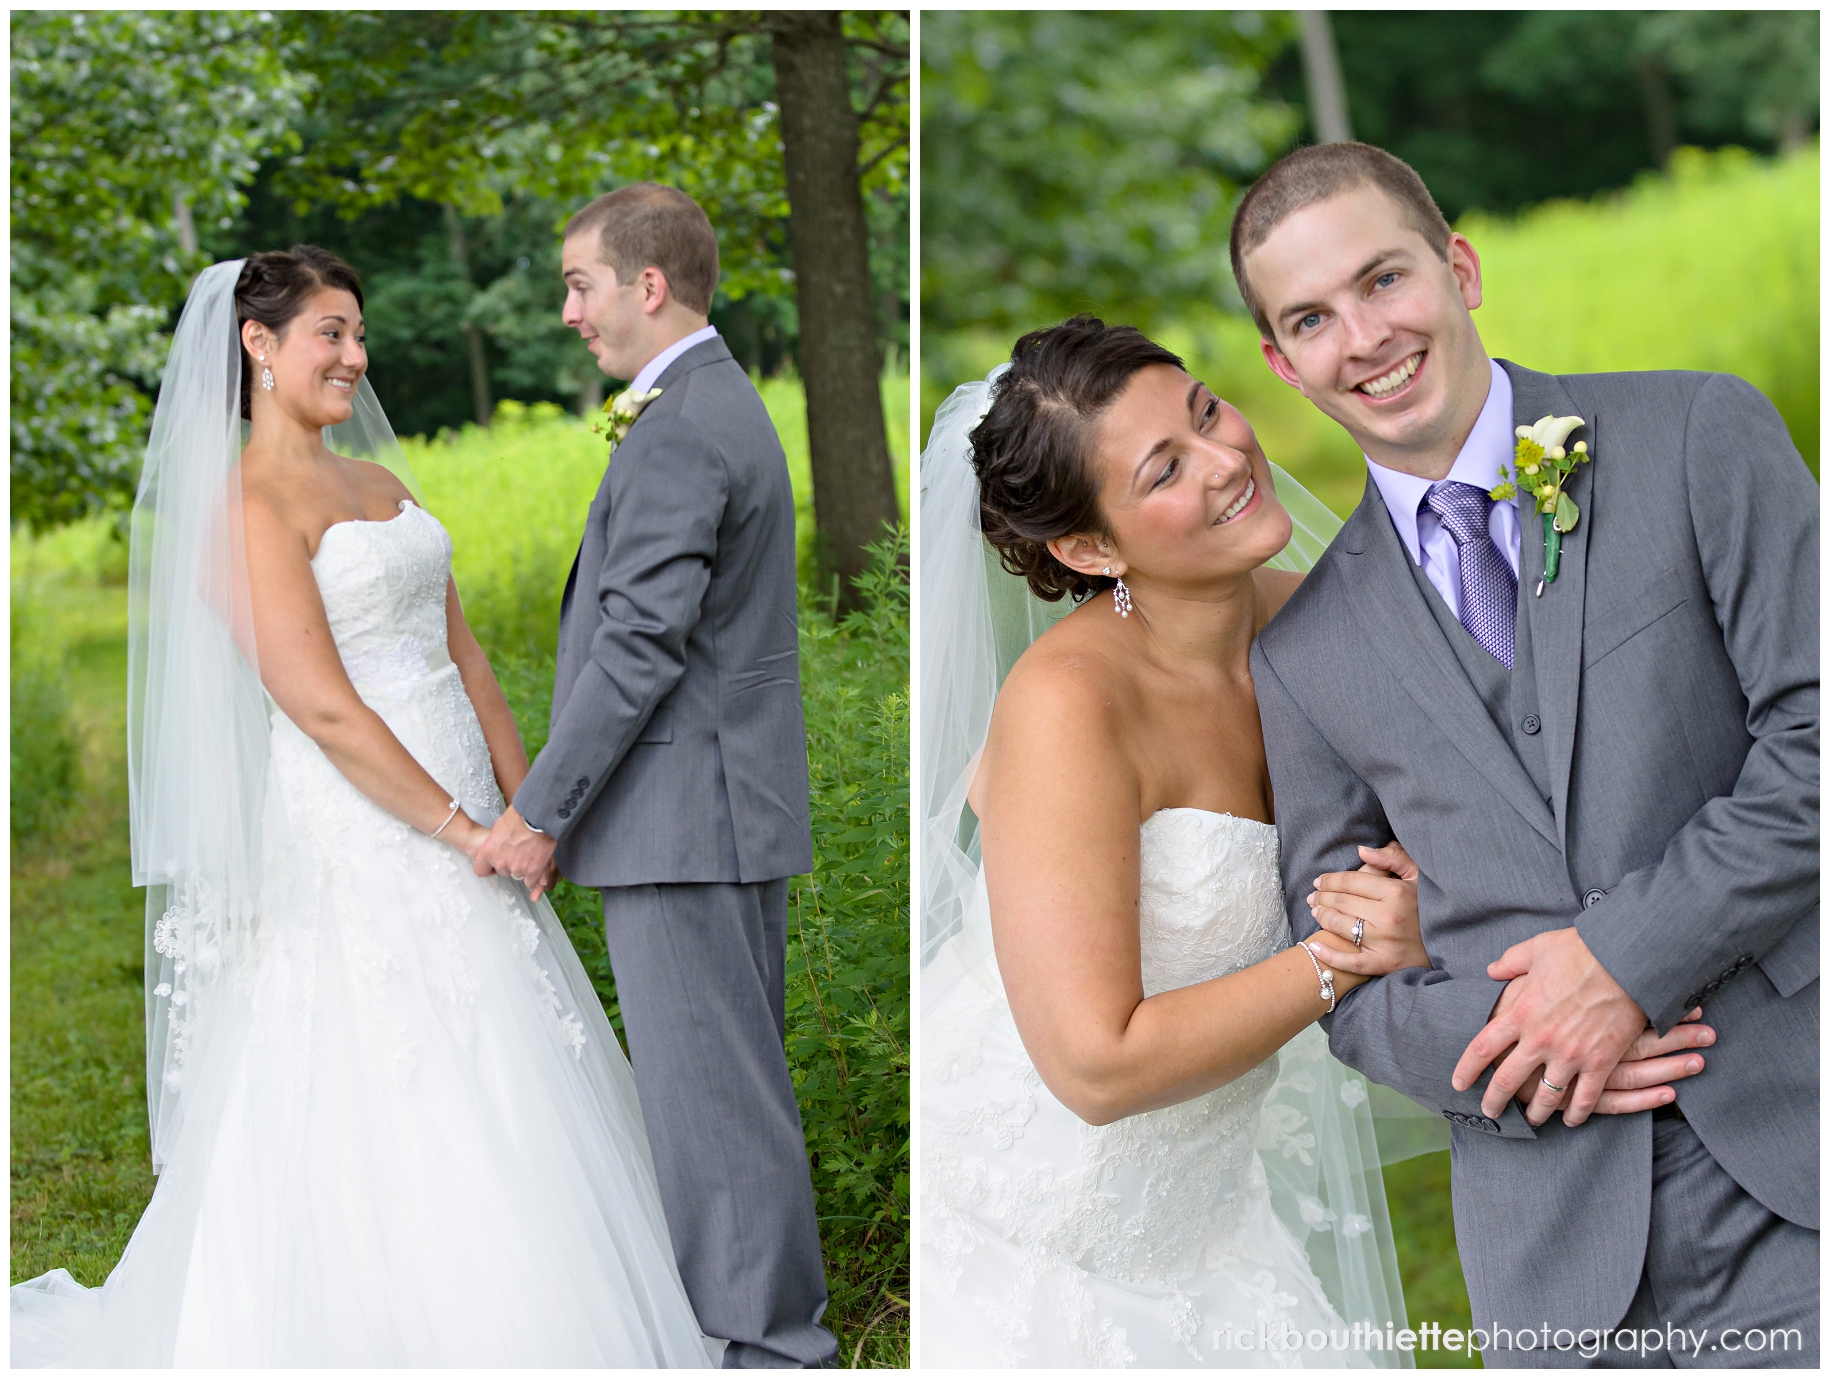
[1138, 809, 1288, 997]
[924, 810, 1367, 1367]
[312, 503, 457, 701]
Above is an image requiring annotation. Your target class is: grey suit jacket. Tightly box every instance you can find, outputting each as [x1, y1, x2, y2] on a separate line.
[1252, 361, 1818, 1332]
[515, 337, 813, 887]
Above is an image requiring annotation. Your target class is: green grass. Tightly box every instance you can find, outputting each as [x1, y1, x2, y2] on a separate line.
[10, 378, 910, 1366]
[924, 143, 1820, 515]
[1384, 1151, 1481, 1368]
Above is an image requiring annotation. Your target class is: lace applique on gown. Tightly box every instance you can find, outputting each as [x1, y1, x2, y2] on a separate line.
[921, 809, 1379, 1369]
[12, 504, 714, 1368]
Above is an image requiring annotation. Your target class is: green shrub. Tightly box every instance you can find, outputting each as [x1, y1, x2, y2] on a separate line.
[10, 601, 83, 847]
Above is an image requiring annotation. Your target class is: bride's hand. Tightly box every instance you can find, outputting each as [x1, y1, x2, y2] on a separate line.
[1305, 841, 1429, 976]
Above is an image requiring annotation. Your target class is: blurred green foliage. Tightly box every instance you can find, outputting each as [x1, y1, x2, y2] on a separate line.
[921, 11, 1298, 338]
[10, 11, 305, 530]
[1291, 11, 1819, 222]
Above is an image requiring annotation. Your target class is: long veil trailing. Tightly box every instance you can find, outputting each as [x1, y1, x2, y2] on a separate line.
[918, 367, 1427, 1353]
[128, 259, 418, 1170]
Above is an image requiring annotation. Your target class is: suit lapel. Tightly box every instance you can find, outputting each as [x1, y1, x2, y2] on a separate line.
[1501, 360, 1593, 846]
[1340, 475, 1561, 850]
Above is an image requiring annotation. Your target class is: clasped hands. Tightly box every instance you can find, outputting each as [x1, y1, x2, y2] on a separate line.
[468, 805, 560, 903]
[1305, 852, 1714, 1129]
[1452, 928, 1712, 1127]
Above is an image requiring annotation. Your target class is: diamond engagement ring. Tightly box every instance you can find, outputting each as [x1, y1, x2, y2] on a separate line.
[1541, 1077, 1569, 1094]
[1351, 919, 1364, 946]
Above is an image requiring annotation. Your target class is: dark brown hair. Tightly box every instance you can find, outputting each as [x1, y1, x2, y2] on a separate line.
[969, 315, 1185, 603]
[234, 246, 364, 420]
[1229, 142, 1453, 340]
[565, 182, 720, 315]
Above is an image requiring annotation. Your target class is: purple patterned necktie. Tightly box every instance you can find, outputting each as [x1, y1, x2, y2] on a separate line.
[1425, 481, 1517, 668]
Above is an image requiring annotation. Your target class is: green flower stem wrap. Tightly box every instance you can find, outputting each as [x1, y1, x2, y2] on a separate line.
[1542, 512, 1562, 585]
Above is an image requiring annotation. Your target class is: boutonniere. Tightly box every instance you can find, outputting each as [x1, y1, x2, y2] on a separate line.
[1491, 414, 1591, 595]
[591, 386, 663, 451]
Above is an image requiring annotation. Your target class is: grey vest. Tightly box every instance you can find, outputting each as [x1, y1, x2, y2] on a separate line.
[1403, 550, 1552, 804]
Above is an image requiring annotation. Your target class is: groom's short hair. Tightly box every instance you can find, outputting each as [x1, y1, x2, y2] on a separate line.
[566, 183, 720, 315]
[1230, 143, 1453, 340]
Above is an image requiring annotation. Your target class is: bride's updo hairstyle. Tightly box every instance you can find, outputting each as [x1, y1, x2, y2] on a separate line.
[233, 246, 364, 420]
[969, 314, 1184, 602]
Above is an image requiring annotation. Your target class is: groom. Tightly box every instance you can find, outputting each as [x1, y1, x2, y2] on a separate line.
[1239, 144, 1817, 1366]
[475, 182, 836, 1368]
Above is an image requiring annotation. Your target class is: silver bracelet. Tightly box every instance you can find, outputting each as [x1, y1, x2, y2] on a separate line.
[428, 799, 461, 839]
[1298, 941, 1337, 1013]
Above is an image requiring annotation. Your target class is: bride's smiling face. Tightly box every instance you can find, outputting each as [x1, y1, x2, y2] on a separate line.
[1053, 364, 1292, 592]
[244, 287, 366, 429]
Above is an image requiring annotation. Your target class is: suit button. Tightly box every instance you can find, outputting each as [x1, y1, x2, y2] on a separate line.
[1583, 889, 1606, 908]
[1521, 714, 1542, 735]
[557, 807, 572, 819]
[575, 777, 589, 788]
[1482, 1117, 1500, 1133]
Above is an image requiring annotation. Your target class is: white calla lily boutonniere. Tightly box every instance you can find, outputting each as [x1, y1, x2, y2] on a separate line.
[593, 386, 664, 452]
[1491, 413, 1591, 594]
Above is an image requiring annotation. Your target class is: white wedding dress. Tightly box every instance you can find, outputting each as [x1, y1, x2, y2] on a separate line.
[12, 502, 715, 1367]
[922, 808, 1394, 1369]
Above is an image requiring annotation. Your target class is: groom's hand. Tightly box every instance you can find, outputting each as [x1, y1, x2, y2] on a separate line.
[474, 806, 559, 901]
[1450, 926, 1648, 1126]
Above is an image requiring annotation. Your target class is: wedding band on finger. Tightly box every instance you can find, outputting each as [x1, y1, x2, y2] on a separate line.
[1540, 1077, 1569, 1094]
[1351, 919, 1364, 947]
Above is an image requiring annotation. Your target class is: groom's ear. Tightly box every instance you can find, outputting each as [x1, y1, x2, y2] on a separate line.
[636, 265, 672, 316]
[1259, 337, 1307, 396]
[1047, 533, 1121, 580]
[1448, 233, 1483, 311]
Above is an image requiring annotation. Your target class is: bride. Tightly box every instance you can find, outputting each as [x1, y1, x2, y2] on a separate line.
[11, 250, 713, 1366]
[919, 317, 1702, 1368]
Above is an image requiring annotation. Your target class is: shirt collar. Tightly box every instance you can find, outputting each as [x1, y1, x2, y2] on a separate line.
[629, 324, 719, 396]
[1365, 358, 1514, 565]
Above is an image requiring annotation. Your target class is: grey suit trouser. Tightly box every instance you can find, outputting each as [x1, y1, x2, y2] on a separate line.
[1482, 1112, 1818, 1368]
[600, 880, 836, 1369]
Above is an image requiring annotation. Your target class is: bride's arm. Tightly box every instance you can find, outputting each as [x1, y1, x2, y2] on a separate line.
[442, 578, 532, 801]
[241, 497, 491, 856]
[977, 656, 1412, 1127]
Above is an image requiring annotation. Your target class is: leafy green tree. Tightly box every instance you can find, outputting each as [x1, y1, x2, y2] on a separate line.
[921, 11, 1299, 343]
[1269, 10, 1820, 222]
[10, 10, 305, 530]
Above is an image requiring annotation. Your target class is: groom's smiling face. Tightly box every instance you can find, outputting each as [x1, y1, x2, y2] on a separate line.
[1242, 182, 1491, 479]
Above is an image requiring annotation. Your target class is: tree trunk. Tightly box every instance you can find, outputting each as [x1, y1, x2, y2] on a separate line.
[1636, 57, 1678, 169]
[767, 10, 902, 609]
[1298, 11, 1354, 144]
[444, 204, 494, 428]
[172, 191, 198, 257]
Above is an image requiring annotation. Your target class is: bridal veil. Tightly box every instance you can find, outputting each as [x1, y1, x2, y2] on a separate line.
[127, 260, 416, 1169]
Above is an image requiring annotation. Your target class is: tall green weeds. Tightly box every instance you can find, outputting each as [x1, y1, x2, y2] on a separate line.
[11, 598, 83, 847]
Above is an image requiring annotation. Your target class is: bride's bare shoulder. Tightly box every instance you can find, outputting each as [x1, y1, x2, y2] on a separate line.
[992, 607, 1137, 745]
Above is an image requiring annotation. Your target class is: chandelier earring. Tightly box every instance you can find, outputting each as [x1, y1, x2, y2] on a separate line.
[1112, 576, 1132, 618]
[259, 354, 274, 392]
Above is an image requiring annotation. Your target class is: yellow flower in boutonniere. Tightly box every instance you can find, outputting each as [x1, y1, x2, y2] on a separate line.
[1491, 414, 1591, 595]
[590, 386, 663, 451]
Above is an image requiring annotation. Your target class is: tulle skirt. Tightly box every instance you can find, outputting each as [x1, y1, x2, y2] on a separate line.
[12, 710, 714, 1367]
